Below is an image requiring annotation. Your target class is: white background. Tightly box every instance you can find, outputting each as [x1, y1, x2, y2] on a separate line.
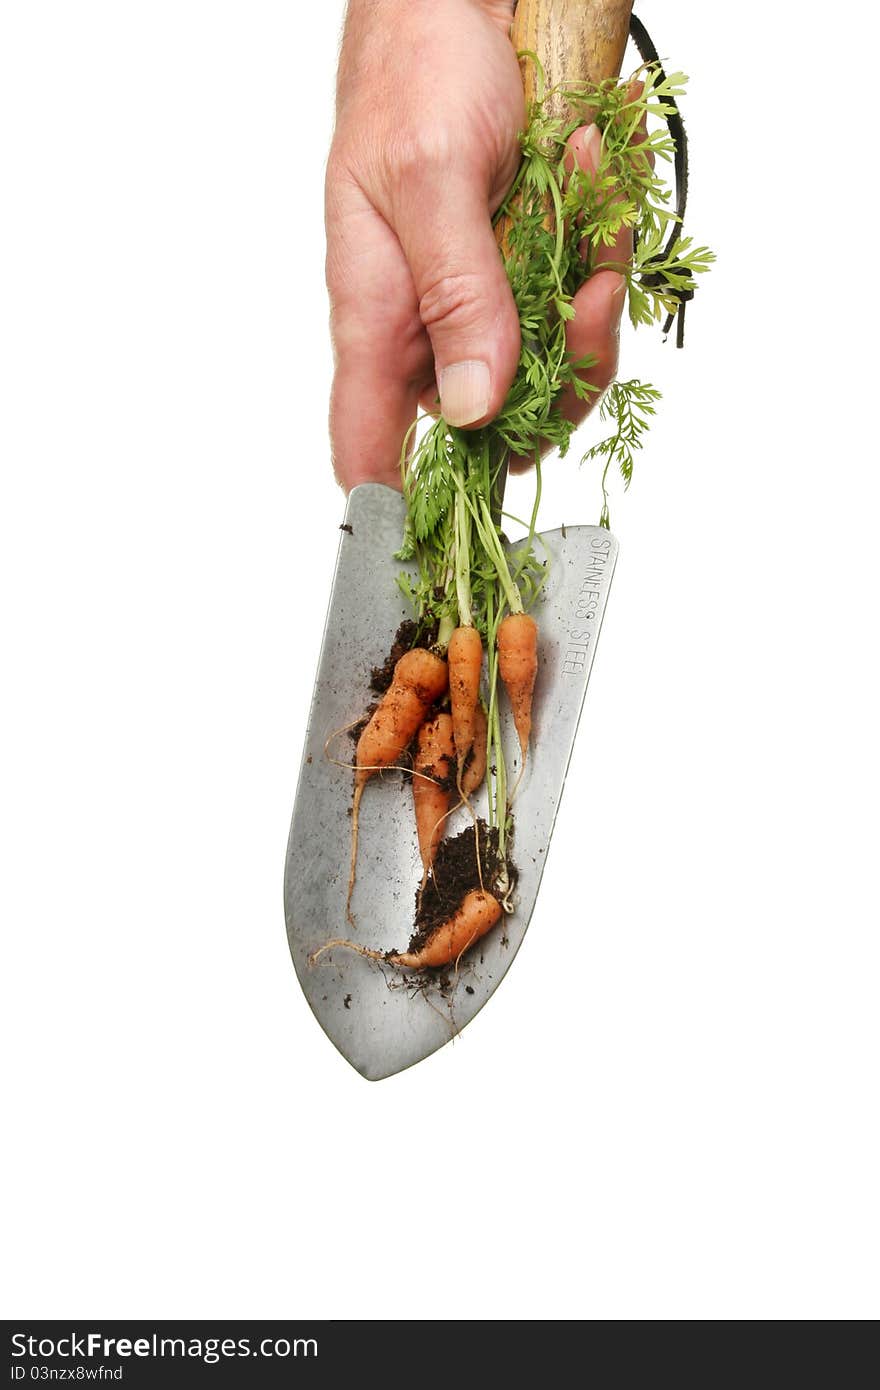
[2, 1, 877, 1320]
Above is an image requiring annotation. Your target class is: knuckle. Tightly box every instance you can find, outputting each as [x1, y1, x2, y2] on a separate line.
[418, 271, 484, 332]
[389, 126, 457, 182]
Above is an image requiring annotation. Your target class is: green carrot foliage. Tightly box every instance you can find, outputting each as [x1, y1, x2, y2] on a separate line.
[397, 62, 713, 851]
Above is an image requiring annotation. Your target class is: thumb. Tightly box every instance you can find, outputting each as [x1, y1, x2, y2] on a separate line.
[393, 165, 520, 428]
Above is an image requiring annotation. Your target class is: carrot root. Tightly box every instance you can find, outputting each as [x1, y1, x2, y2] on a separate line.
[346, 779, 366, 925]
[347, 647, 448, 916]
[497, 612, 538, 764]
[308, 938, 386, 968]
[448, 626, 483, 777]
[412, 712, 455, 874]
[309, 891, 503, 974]
[392, 890, 502, 970]
[460, 703, 488, 799]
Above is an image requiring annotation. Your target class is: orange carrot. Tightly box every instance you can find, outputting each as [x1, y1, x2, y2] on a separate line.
[412, 713, 454, 873]
[311, 889, 503, 972]
[460, 702, 487, 798]
[354, 648, 448, 787]
[348, 648, 447, 918]
[447, 625, 483, 771]
[391, 890, 502, 969]
[497, 612, 538, 761]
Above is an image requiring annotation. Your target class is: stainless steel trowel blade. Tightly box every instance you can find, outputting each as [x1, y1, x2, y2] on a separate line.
[284, 483, 618, 1080]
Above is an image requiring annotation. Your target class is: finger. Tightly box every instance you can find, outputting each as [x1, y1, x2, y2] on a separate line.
[478, 0, 516, 29]
[326, 174, 434, 490]
[585, 82, 654, 275]
[564, 121, 633, 273]
[508, 268, 626, 475]
[555, 101, 648, 427]
[418, 380, 440, 416]
[391, 158, 521, 428]
[558, 268, 627, 424]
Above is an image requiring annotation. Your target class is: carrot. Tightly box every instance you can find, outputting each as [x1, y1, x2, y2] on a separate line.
[412, 713, 454, 873]
[311, 889, 503, 972]
[354, 648, 447, 787]
[348, 647, 448, 918]
[460, 702, 487, 798]
[497, 612, 538, 762]
[447, 625, 483, 773]
[391, 890, 502, 969]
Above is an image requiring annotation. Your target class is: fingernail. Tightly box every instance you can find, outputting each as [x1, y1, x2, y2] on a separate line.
[583, 123, 602, 172]
[439, 360, 491, 427]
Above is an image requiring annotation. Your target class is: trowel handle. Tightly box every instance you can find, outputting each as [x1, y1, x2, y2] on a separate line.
[510, 0, 634, 110]
[495, 0, 634, 245]
[490, 0, 634, 517]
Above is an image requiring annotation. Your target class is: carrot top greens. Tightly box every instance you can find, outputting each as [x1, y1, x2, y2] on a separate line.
[397, 61, 713, 853]
[583, 378, 662, 529]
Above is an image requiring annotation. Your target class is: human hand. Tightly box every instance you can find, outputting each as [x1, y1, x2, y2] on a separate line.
[326, 0, 630, 491]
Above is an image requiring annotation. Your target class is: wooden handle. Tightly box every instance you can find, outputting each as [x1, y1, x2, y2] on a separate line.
[488, 0, 633, 513]
[511, 0, 633, 117]
[495, 0, 633, 256]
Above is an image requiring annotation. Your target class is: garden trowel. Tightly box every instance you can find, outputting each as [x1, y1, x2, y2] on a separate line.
[284, 485, 617, 1079]
[284, 0, 634, 1079]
